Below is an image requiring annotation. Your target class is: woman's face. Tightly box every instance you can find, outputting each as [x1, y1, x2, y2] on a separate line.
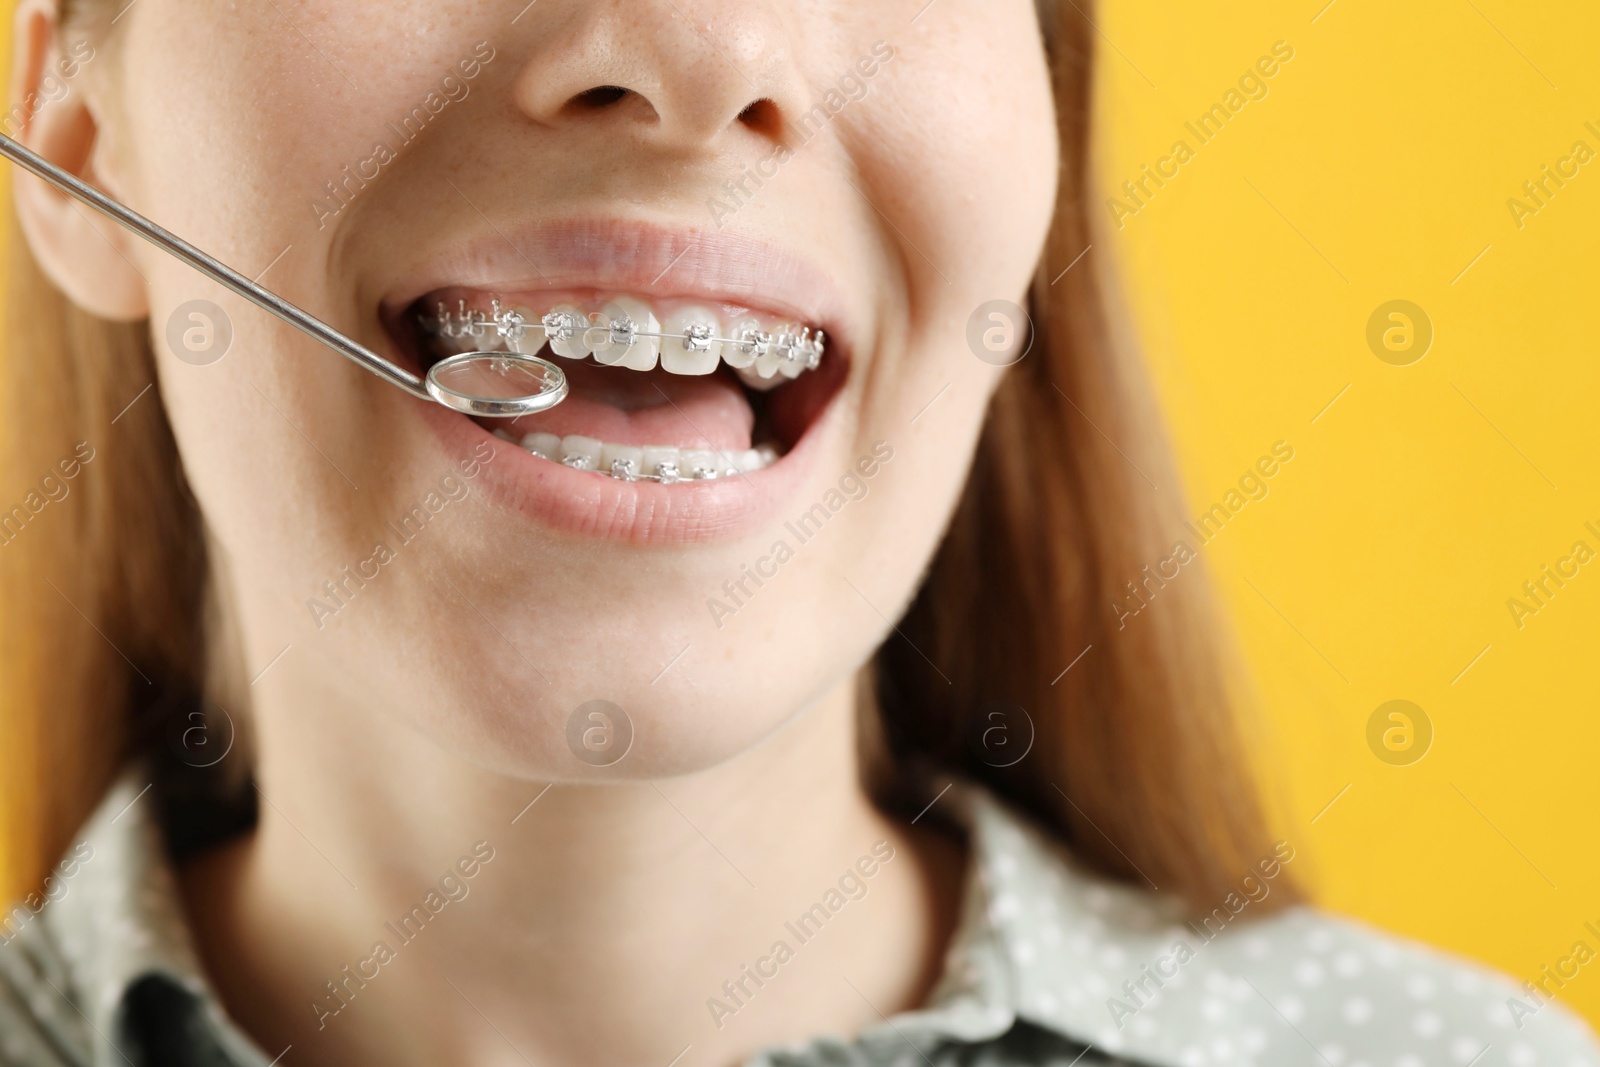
[70, 0, 1057, 777]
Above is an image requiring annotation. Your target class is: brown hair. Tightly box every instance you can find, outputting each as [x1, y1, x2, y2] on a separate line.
[1, 2, 1295, 914]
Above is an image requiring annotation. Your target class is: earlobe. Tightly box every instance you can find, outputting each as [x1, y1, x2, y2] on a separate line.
[9, 0, 149, 323]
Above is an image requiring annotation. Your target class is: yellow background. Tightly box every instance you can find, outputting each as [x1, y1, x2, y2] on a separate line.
[3, 0, 1597, 1029]
[1099, 0, 1600, 1027]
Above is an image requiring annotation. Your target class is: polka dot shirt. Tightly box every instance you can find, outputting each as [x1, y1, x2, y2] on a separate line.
[1, 770, 1596, 1066]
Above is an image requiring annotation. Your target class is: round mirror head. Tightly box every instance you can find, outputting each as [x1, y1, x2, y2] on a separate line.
[424, 351, 570, 417]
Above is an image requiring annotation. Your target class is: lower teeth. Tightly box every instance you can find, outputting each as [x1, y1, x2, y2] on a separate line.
[493, 429, 779, 482]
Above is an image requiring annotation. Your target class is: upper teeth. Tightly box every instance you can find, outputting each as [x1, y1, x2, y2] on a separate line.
[425, 299, 825, 382]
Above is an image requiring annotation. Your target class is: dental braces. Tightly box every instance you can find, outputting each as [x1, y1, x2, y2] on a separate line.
[494, 429, 775, 483]
[426, 300, 826, 371]
[568, 451, 766, 483]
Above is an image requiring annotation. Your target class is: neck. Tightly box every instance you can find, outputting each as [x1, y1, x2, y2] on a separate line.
[180, 669, 964, 1067]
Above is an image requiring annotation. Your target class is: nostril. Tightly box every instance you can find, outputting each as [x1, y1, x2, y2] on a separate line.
[570, 85, 631, 109]
[737, 98, 782, 137]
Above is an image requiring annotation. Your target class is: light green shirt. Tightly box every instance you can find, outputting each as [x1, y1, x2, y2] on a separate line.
[2, 766, 1596, 1066]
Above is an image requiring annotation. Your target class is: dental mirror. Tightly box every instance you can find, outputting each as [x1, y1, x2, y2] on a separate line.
[0, 133, 568, 418]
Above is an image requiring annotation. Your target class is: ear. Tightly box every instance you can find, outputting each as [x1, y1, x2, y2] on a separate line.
[9, 0, 148, 322]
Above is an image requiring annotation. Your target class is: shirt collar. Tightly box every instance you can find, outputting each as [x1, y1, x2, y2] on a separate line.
[43, 766, 270, 1067]
[45, 765, 1292, 1067]
[820, 778, 1286, 1065]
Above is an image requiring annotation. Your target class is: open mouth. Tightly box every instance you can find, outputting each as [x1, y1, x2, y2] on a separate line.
[387, 289, 847, 484]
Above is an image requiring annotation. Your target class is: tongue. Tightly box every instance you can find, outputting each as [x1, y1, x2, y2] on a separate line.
[494, 359, 754, 450]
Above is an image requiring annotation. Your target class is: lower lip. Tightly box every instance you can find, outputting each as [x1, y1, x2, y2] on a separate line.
[417, 391, 839, 544]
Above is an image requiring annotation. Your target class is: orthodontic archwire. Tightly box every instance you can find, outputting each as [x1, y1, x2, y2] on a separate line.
[530, 441, 781, 485]
[424, 299, 826, 372]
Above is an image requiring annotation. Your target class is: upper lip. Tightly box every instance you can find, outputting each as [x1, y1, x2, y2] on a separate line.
[376, 217, 852, 344]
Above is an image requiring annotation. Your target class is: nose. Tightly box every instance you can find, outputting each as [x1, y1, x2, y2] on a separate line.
[509, 0, 807, 153]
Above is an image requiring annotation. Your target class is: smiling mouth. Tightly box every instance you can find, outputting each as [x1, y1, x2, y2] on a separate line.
[391, 289, 845, 483]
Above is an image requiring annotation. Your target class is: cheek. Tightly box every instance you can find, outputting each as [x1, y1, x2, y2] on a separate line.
[116, 2, 496, 256]
[851, 4, 1059, 308]
[116, 3, 505, 608]
[838, 1, 1055, 451]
